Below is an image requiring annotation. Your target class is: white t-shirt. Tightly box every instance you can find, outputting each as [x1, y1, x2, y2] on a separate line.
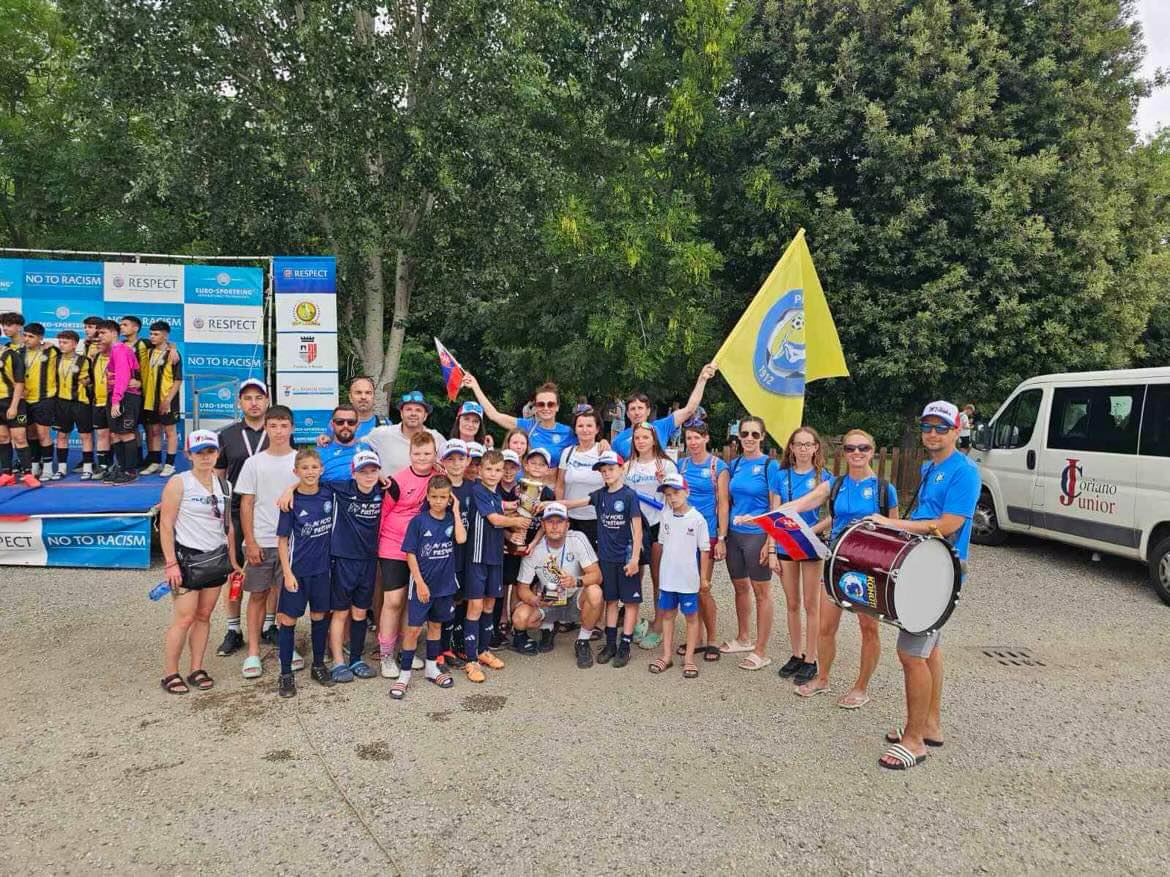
[657, 506, 710, 594]
[959, 412, 972, 438]
[624, 457, 677, 526]
[365, 424, 446, 477]
[174, 471, 229, 552]
[234, 450, 299, 548]
[558, 443, 604, 520]
[518, 531, 598, 596]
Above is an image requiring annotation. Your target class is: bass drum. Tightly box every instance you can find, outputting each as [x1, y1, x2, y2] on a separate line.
[826, 521, 962, 634]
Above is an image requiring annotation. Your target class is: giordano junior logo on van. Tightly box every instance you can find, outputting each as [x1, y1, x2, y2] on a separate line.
[1058, 458, 1119, 514]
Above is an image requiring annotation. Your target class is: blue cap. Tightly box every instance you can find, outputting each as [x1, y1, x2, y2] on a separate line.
[457, 400, 484, 419]
[397, 390, 432, 414]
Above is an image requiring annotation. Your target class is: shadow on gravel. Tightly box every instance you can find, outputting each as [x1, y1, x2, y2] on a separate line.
[188, 686, 267, 735]
[355, 741, 393, 761]
[461, 694, 507, 713]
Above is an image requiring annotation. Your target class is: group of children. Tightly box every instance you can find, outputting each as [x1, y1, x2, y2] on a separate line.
[0, 311, 183, 486]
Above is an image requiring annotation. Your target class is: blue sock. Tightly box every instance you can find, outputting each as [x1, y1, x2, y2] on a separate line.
[464, 617, 479, 662]
[349, 617, 367, 664]
[620, 631, 633, 646]
[310, 617, 329, 666]
[479, 617, 495, 654]
[400, 648, 416, 674]
[278, 624, 296, 675]
[426, 637, 443, 661]
[605, 626, 618, 648]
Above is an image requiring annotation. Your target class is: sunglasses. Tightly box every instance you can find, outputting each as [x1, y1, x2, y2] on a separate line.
[400, 391, 426, 404]
[919, 422, 952, 435]
[333, 418, 357, 426]
[739, 430, 762, 439]
[209, 494, 222, 521]
[843, 444, 872, 453]
[682, 417, 706, 429]
[534, 401, 558, 409]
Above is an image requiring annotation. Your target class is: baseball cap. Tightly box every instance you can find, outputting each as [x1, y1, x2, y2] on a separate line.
[501, 449, 521, 466]
[656, 473, 689, 492]
[397, 390, 433, 414]
[525, 447, 552, 466]
[238, 378, 268, 397]
[457, 400, 484, 419]
[541, 502, 569, 520]
[920, 400, 960, 428]
[442, 439, 469, 459]
[351, 449, 381, 472]
[187, 429, 220, 453]
[467, 441, 485, 459]
[592, 450, 624, 470]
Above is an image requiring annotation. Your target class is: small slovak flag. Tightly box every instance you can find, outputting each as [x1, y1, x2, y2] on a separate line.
[751, 511, 829, 561]
[434, 337, 466, 401]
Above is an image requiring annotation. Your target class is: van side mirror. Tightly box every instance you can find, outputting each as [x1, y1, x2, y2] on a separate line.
[971, 422, 991, 451]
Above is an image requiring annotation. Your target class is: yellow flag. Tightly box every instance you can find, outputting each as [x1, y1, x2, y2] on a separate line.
[714, 229, 847, 445]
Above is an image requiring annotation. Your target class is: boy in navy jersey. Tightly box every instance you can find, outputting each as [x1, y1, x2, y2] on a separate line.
[275, 448, 335, 697]
[463, 449, 528, 683]
[438, 440, 473, 669]
[391, 476, 467, 699]
[560, 450, 642, 668]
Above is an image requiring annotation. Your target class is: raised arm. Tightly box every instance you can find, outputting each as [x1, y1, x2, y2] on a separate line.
[461, 372, 518, 430]
[673, 363, 718, 426]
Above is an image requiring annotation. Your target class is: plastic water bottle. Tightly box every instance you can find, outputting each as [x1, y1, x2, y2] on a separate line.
[148, 582, 172, 601]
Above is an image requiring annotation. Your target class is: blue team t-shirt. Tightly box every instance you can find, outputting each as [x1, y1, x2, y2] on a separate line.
[590, 484, 640, 562]
[516, 418, 576, 468]
[909, 451, 980, 560]
[468, 481, 506, 566]
[401, 509, 459, 597]
[677, 454, 728, 537]
[322, 478, 382, 558]
[611, 412, 677, 460]
[320, 441, 360, 481]
[775, 466, 832, 528]
[828, 474, 898, 542]
[451, 479, 475, 575]
[728, 456, 780, 535]
[276, 489, 333, 576]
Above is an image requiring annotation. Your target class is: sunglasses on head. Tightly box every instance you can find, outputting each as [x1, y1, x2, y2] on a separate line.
[682, 417, 706, 429]
[843, 443, 872, 453]
[919, 422, 952, 435]
[333, 417, 357, 426]
[739, 430, 762, 439]
[400, 391, 425, 404]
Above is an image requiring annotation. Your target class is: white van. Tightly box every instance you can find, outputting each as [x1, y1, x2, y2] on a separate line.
[969, 367, 1170, 605]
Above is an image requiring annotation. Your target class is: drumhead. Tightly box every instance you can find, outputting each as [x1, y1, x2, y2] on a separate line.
[892, 538, 957, 633]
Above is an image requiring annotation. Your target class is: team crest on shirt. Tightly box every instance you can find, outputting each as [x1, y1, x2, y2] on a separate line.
[446, 526, 453, 537]
[614, 500, 625, 512]
[323, 501, 332, 513]
[806, 477, 815, 489]
[566, 552, 576, 563]
[686, 527, 695, 535]
[753, 465, 763, 475]
[935, 473, 945, 483]
[862, 487, 873, 499]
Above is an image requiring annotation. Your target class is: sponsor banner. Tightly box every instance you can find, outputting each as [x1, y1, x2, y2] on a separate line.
[41, 515, 152, 568]
[0, 259, 22, 298]
[292, 409, 333, 445]
[184, 265, 264, 307]
[103, 302, 185, 342]
[103, 262, 184, 304]
[275, 292, 338, 333]
[182, 343, 265, 420]
[21, 299, 93, 335]
[184, 303, 264, 345]
[276, 331, 338, 371]
[0, 518, 47, 566]
[22, 259, 104, 301]
[276, 373, 340, 411]
[0, 297, 21, 318]
[273, 256, 336, 294]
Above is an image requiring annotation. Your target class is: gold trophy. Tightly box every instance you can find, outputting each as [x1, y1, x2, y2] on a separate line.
[505, 478, 546, 556]
[540, 554, 569, 606]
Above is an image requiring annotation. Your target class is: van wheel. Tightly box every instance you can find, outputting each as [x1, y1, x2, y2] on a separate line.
[1148, 536, 1170, 607]
[971, 492, 1007, 546]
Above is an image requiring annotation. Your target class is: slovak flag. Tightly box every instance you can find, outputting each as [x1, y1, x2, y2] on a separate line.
[751, 511, 829, 561]
[434, 337, 466, 401]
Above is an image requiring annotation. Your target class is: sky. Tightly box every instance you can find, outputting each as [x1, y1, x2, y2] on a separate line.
[1135, 0, 1168, 137]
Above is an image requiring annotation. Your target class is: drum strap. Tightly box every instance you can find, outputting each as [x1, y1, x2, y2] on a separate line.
[904, 465, 932, 520]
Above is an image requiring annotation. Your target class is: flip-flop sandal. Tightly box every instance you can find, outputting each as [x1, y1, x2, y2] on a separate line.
[185, 669, 214, 691]
[837, 693, 871, 710]
[878, 743, 926, 770]
[795, 682, 829, 697]
[161, 673, 189, 695]
[719, 639, 754, 654]
[649, 658, 674, 674]
[428, 672, 454, 688]
[389, 682, 409, 700]
[885, 727, 944, 747]
[683, 663, 699, 679]
[737, 653, 772, 671]
[703, 645, 721, 662]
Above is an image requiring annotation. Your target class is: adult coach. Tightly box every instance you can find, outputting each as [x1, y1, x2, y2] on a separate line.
[868, 401, 979, 771]
[316, 376, 390, 447]
[365, 390, 446, 476]
[610, 363, 718, 459]
[319, 404, 363, 479]
[461, 374, 575, 480]
[214, 378, 270, 657]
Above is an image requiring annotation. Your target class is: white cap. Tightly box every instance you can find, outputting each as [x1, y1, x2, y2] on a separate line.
[526, 447, 552, 466]
[351, 449, 381, 472]
[541, 502, 569, 520]
[501, 449, 521, 466]
[187, 429, 220, 453]
[238, 378, 268, 396]
[592, 450, 624, 470]
[656, 473, 689, 492]
[921, 400, 960, 428]
[442, 439, 469, 459]
[467, 441, 485, 459]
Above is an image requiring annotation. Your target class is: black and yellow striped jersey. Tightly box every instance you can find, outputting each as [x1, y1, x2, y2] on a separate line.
[129, 337, 150, 378]
[81, 337, 100, 361]
[56, 352, 91, 404]
[0, 346, 26, 400]
[92, 350, 110, 406]
[143, 344, 182, 412]
[23, 345, 58, 403]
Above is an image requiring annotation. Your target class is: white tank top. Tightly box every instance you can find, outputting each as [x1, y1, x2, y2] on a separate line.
[559, 444, 603, 520]
[175, 471, 228, 552]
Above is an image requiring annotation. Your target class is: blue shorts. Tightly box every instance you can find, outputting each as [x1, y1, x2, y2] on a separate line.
[599, 560, 642, 605]
[657, 589, 699, 616]
[464, 563, 503, 600]
[277, 572, 331, 618]
[407, 590, 456, 627]
[330, 557, 376, 611]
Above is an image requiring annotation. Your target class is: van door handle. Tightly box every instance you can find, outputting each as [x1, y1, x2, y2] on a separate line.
[1026, 450, 1036, 470]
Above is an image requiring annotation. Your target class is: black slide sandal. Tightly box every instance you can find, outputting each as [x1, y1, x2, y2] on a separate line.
[161, 673, 189, 695]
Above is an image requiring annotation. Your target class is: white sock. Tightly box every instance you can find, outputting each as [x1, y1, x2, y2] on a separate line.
[83, 462, 92, 473]
[264, 613, 276, 630]
[57, 461, 67, 474]
[540, 622, 554, 631]
[577, 629, 591, 641]
[425, 659, 439, 678]
[399, 669, 413, 685]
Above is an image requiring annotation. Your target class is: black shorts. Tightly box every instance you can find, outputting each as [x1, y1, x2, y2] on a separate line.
[0, 398, 28, 428]
[28, 400, 56, 427]
[958, 435, 971, 449]
[91, 405, 109, 430]
[110, 393, 142, 434]
[55, 399, 93, 433]
[142, 409, 179, 426]
[379, 557, 411, 591]
[569, 517, 599, 551]
[640, 519, 659, 566]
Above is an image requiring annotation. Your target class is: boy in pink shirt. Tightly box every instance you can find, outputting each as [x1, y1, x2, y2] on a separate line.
[98, 319, 143, 485]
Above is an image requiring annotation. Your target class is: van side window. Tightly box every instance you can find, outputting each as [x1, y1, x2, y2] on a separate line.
[1139, 384, 1170, 457]
[1048, 385, 1143, 455]
[992, 389, 1041, 449]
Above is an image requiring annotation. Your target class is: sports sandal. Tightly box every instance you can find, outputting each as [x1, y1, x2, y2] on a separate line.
[241, 655, 263, 679]
[795, 681, 829, 697]
[737, 653, 772, 671]
[161, 673, 189, 695]
[429, 672, 454, 689]
[719, 639, 754, 654]
[478, 651, 505, 670]
[464, 662, 486, 683]
[885, 727, 944, 748]
[185, 669, 214, 691]
[648, 658, 673, 674]
[389, 682, 409, 700]
[703, 645, 721, 662]
[878, 743, 926, 771]
[683, 663, 699, 679]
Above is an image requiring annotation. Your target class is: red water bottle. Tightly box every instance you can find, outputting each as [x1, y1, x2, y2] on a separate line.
[228, 570, 244, 601]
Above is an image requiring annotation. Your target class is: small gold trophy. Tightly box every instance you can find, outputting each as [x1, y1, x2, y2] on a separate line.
[540, 554, 569, 606]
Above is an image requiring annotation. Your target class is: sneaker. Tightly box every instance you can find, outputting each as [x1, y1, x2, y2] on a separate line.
[597, 643, 617, 664]
[632, 619, 649, 644]
[140, 463, 161, 476]
[261, 625, 278, 645]
[381, 655, 401, 679]
[439, 649, 466, 669]
[574, 639, 594, 669]
[107, 471, 137, 485]
[159, 463, 175, 477]
[216, 629, 244, 657]
[511, 634, 537, 656]
[49, 470, 64, 481]
[589, 627, 603, 641]
[793, 660, 818, 686]
[310, 664, 335, 687]
[79, 470, 93, 481]
[478, 651, 505, 670]
[349, 659, 377, 679]
[538, 629, 556, 653]
[20, 473, 42, 488]
[0, 473, 15, 487]
[278, 673, 296, 698]
[331, 664, 354, 683]
[71, 463, 86, 474]
[242, 655, 263, 679]
[613, 641, 632, 669]
[291, 649, 305, 672]
[778, 654, 804, 678]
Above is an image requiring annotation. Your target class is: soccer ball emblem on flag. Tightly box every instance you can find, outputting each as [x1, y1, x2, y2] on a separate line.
[754, 288, 806, 396]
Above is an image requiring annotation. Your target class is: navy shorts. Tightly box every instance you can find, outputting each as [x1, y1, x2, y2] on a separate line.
[464, 563, 503, 600]
[657, 589, 699, 616]
[407, 590, 456, 627]
[331, 557, 376, 611]
[278, 572, 331, 618]
[599, 560, 642, 605]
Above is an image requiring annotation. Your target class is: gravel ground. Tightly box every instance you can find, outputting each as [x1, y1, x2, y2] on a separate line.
[2, 538, 1169, 875]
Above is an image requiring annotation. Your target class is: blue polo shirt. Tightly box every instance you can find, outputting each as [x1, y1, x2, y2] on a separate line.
[909, 451, 980, 560]
[319, 441, 360, 481]
[590, 484, 641, 562]
[775, 466, 832, 528]
[611, 413, 677, 460]
[276, 489, 333, 576]
[828, 475, 898, 542]
[728, 456, 781, 535]
[515, 418, 576, 467]
[677, 454, 728, 537]
[322, 478, 382, 559]
[401, 509, 459, 597]
[468, 482, 506, 566]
